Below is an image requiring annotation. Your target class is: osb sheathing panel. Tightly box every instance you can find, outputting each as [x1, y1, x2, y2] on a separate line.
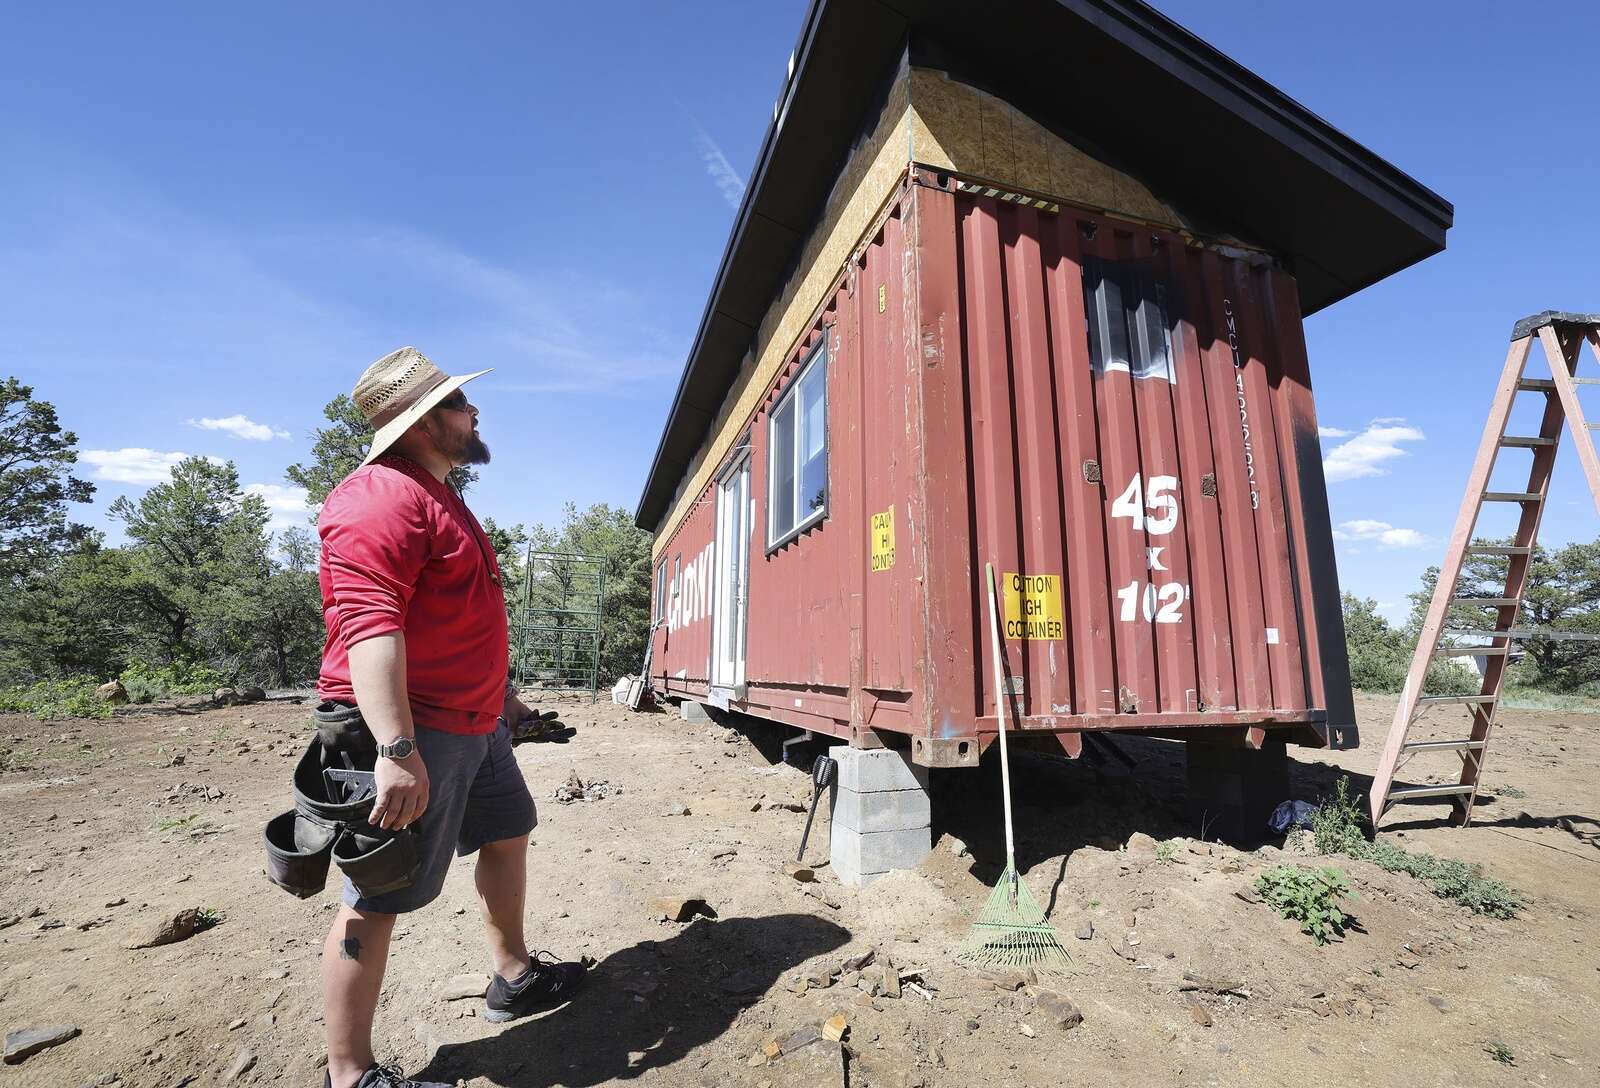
[653, 65, 1180, 557]
[907, 68, 1178, 225]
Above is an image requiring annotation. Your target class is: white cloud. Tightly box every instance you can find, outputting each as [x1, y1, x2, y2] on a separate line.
[81, 448, 189, 484]
[690, 122, 745, 210]
[1322, 419, 1425, 483]
[245, 483, 312, 529]
[1318, 425, 1351, 439]
[1332, 519, 1427, 548]
[187, 414, 289, 441]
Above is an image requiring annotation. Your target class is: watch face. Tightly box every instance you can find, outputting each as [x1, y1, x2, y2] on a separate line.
[384, 737, 414, 758]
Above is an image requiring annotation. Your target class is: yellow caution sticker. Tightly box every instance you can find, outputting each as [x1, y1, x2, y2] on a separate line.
[870, 508, 896, 572]
[1003, 572, 1064, 639]
[877, 284, 886, 313]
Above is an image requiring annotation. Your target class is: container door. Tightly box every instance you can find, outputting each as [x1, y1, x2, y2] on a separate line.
[711, 455, 751, 690]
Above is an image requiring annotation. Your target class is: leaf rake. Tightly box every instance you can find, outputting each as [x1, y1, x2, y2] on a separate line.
[960, 563, 1070, 972]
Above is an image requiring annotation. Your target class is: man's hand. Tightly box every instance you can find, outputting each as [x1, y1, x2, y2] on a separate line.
[371, 751, 429, 829]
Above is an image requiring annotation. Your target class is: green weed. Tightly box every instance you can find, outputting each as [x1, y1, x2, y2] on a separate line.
[194, 908, 223, 932]
[1311, 776, 1368, 856]
[1154, 840, 1179, 864]
[0, 678, 113, 720]
[155, 813, 200, 834]
[1483, 1041, 1514, 1065]
[1254, 865, 1357, 945]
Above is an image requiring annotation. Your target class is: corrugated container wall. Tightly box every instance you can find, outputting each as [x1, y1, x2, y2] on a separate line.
[650, 169, 1353, 760]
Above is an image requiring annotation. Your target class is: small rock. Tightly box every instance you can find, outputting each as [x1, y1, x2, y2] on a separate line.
[96, 681, 128, 705]
[980, 969, 1030, 990]
[259, 968, 289, 981]
[1075, 920, 1094, 940]
[4, 1024, 80, 1065]
[946, 836, 969, 858]
[223, 1049, 257, 1081]
[440, 974, 490, 1001]
[239, 686, 266, 703]
[648, 896, 715, 923]
[104, 897, 127, 908]
[664, 802, 691, 817]
[1427, 995, 1449, 1012]
[126, 908, 203, 949]
[227, 1019, 246, 1031]
[822, 1013, 848, 1042]
[1187, 841, 1213, 856]
[746, 1051, 769, 1068]
[1186, 996, 1213, 1027]
[1018, 1023, 1036, 1038]
[840, 970, 861, 990]
[842, 948, 876, 973]
[1125, 831, 1159, 854]
[1034, 990, 1083, 1030]
[881, 955, 901, 999]
[778, 1024, 821, 1052]
[760, 1037, 782, 1060]
[213, 687, 239, 705]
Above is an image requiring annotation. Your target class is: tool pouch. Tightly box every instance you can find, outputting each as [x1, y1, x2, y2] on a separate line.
[314, 700, 376, 755]
[332, 823, 421, 898]
[262, 809, 338, 898]
[263, 711, 418, 899]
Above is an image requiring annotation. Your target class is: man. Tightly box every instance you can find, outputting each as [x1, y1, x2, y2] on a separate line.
[315, 347, 585, 1088]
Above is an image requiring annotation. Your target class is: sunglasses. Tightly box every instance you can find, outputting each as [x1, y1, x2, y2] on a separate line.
[435, 391, 473, 413]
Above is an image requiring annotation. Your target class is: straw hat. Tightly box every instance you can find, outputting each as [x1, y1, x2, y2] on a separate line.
[352, 347, 491, 466]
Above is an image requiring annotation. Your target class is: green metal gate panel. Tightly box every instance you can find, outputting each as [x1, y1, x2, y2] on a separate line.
[509, 549, 606, 701]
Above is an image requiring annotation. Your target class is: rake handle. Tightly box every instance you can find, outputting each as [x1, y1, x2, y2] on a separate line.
[984, 564, 1017, 869]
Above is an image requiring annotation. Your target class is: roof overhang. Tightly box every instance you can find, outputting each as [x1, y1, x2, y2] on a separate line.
[635, 0, 1454, 531]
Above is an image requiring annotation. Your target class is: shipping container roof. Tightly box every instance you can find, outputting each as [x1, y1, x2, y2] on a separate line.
[635, 0, 1454, 531]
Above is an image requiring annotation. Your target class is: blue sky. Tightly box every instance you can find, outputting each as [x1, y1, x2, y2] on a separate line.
[3, 1, 1596, 624]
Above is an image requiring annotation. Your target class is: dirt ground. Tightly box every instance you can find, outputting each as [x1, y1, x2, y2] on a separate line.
[1, 689, 1597, 1088]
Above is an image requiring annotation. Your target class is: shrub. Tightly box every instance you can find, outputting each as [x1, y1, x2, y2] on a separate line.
[0, 677, 113, 720]
[120, 660, 226, 704]
[1358, 842, 1524, 919]
[1154, 840, 1179, 864]
[1254, 865, 1357, 945]
[1310, 776, 1368, 856]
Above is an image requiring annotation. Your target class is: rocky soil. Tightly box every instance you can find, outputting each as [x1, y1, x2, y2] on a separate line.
[1, 690, 1596, 1087]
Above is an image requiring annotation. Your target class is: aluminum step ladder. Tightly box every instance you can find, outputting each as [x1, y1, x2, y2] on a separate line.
[1368, 312, 1600, 827]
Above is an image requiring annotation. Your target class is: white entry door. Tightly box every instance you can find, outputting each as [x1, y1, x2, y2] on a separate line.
[711, 456, 751, 690]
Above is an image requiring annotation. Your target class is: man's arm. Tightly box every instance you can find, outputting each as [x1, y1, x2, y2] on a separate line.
[349, 632, 429, 830]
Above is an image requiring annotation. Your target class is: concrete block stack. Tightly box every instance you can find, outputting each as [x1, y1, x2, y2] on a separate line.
[827, 745, 931, 887]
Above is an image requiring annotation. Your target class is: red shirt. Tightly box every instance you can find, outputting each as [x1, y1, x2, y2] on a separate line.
[316, 455, 507, 735]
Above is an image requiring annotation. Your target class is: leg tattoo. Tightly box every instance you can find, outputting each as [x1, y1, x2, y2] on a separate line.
[339, 937, 362, 961]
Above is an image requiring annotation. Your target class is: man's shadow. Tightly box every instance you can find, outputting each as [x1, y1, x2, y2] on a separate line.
[417, 912, 850, 1087]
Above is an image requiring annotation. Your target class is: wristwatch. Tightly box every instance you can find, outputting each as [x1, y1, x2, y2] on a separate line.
[376, 736, 416, 760]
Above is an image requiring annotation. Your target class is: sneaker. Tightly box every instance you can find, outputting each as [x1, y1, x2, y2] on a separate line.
[483, 950, 587, 1023]
[324, 1063, 451, 1088]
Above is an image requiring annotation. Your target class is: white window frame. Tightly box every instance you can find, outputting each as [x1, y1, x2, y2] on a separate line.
[766, 341, 829, 550]
[655, 559, 668, 622]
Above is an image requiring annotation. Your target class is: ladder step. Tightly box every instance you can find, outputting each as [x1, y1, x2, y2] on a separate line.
[1518, 378, 1555, 391]
[1402, 738, 1487, 753]
[1498, 435, 1555, 447]
[1451, 597, 1518, 607]
[1482, 491, 1543, 502]
[1387, 783, 1476, 802]
[1433, 645, 1509, 656]
[1574, 377, 1600, 385]
[1415, 694, 1496, 706]
[1465, 545, 1531, 555]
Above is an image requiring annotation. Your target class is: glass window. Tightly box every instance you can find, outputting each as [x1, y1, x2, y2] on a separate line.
[1082, 256, 1175, 383]
[767, 342, 828, 548]
[655, 559, 667, 621]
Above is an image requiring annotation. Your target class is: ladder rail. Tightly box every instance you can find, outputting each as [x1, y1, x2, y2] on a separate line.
[1544, 326, 1600, 516]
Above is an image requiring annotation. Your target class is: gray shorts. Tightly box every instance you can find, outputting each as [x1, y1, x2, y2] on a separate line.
[342, 721, 536, 914]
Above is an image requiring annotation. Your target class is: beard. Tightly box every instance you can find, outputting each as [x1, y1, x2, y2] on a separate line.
[427, 418, 491, 465]
[458, 431, 491, 465]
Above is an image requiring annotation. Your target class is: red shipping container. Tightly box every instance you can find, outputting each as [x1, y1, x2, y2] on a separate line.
[647, 168, 1356, 767]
